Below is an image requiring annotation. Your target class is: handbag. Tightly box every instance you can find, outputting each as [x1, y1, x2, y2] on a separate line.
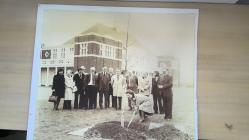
[48, 91, 57, 102]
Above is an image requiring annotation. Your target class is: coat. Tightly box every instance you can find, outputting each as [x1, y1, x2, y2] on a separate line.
[138, 77, 151, 96]
[112, 74, 126, 97]
[52, 74, 65, 98]
[151, 76, 160, 95]
[85, 73, 97, 86]
[157, 75, 173, 97]
[135, 93, 154, 114]
[73, 73, 86, 94]
[64, 75, 75, 100]
[126, 75, 138, 93]
[97, 72, 111, 92]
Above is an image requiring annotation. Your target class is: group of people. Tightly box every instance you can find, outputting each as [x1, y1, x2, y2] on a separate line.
[51, 65, 173, 121]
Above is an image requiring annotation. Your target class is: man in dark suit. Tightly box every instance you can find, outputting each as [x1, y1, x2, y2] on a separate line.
[158, 69, 173, 120]
[97, 67, 111, 109]
[73, 66, 87, 109]
[151, 71, 164, 114]
[85, 67, 98, 109]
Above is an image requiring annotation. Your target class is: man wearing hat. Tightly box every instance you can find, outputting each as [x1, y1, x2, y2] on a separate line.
[73, 66, 87, 109]
[85, 67, 98, 109]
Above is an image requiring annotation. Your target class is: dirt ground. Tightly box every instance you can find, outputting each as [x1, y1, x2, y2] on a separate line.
[33, 87, 195, 140]
[84, 121, 191, 140]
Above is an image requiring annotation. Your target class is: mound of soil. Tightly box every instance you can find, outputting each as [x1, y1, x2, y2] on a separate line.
[84, 121, 147, 140]
[148, 125, 192, 140]
[84, 121, 192, 140]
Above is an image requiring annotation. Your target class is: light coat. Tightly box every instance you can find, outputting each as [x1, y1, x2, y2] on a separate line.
[112, 74, 126, 97]
[135, 93, 154, 114]
[138, 77, 151, 96]
[64, 75, 75, 100]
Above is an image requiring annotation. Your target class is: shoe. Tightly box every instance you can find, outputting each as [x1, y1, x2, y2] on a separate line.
[164, 117, 171, 121]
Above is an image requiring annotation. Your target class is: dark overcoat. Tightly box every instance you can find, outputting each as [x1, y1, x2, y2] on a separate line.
[73, 73, 86, 94]
[157, 75, 173, 97]
[52, 74, 65, 98]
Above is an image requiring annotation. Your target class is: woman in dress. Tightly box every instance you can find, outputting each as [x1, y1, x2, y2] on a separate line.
[52, 69, 65, 110]
[63, 69, 75, 110]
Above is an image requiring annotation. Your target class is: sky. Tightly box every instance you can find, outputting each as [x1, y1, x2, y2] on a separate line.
[41, 7, 197, 85]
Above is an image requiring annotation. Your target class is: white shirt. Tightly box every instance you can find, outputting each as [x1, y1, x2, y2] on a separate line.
[89, 73, 94, 85]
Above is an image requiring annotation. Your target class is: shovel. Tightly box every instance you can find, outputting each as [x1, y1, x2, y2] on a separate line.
[127, 110, 136, 128]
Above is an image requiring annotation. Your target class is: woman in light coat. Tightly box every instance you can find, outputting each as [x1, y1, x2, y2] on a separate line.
[63, 69, 75, 110]
[126, 73, 154, 122]
[111, 70, 126, 110]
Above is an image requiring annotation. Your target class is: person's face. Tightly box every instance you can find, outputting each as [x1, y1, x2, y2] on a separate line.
[67, 70, 72, 76]
[128, 72, 132, 76]
[132, 71, 135, 75]
[79, 69, 83, 74]
[162, 70, 167, 75]
[109, 68, 113, 74]
[116, 70, 121, 76]
[165, 70, 169, 75]
[153, 72, 157, 77]
[59, 71, 63, 75]
[91, 69, 94, 73]
[144, 73, 148, 78]
[103, 67, 107, 72]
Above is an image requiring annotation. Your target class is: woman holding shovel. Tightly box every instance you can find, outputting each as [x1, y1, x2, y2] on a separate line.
[126, 73, 153, 123]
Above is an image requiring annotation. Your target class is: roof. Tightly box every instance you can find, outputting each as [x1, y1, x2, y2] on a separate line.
[44, 23, 137, 49]
[80, 23, 136, 44]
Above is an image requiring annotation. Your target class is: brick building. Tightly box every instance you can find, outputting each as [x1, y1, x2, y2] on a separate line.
[74, 24, 124, 72]
[40, 24, 124, 86]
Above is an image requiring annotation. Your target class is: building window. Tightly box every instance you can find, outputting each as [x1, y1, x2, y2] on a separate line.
[113, 48, 116, 59]
[110, 47, 113, 58]
[116, 49, 122, 59]
[50, 60, 54, 64]
[53, 54, 57, 59]
[80, 43, 87, 55]
[105, 45, 108, 57]
[100, 44, 103, 56]
[53, 49, 57, 59]
[61, 48, 65, 58]
[87, 43, 100, 55]
[106, 45, 111, 57]
[70, 48, 74, 52]
[59, 60, 63, 64]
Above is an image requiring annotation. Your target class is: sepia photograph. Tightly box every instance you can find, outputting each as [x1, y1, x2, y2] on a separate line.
[27, 4, 198, 140]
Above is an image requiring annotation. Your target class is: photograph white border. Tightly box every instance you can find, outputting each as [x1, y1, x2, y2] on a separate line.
[27, 4, 199, 140]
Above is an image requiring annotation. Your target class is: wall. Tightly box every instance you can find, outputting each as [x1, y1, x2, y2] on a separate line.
[0, 0, 249, 139]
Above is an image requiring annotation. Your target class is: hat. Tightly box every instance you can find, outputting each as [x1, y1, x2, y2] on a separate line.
[80, 66, 86, 70]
